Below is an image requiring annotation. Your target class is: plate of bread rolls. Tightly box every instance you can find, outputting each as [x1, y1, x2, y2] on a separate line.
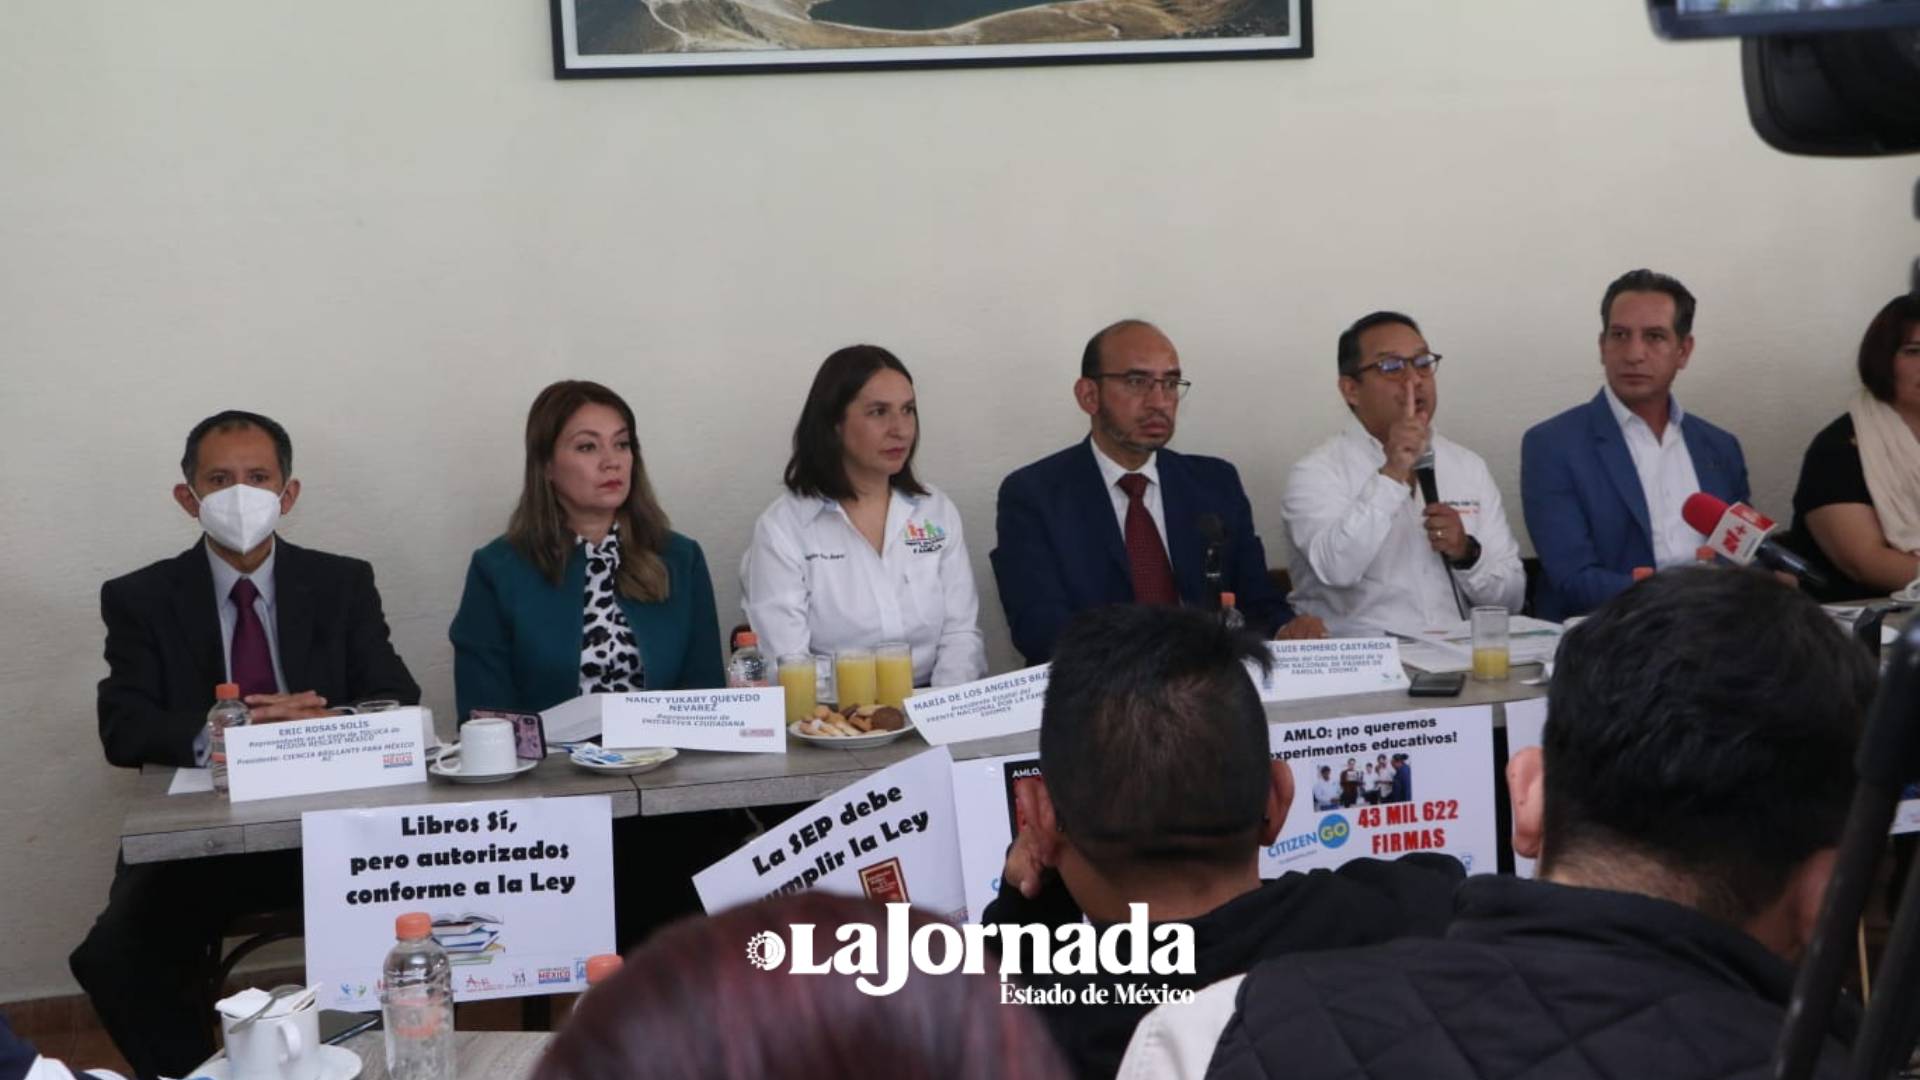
[789, 702, 916, 747]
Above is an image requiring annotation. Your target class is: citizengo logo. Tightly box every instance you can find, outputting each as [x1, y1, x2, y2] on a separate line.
[1318, 814, 1351, 849]
[746, 902, 1195, 998]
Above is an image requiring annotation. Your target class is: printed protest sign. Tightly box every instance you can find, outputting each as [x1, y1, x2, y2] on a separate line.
[602, 688, 786, 754]
[227, 709, 426, 803]
[1246, 638, 1409, 702]
[303, 795, 614, 1010]
[694, 747, 966, 920]
[950, 752, 1042, 921]
[1261, 706, 1497, 878]
[904, 666, 1049, 746]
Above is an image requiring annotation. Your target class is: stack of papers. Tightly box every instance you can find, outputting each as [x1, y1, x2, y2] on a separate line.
[1387, 615, 1565, 673]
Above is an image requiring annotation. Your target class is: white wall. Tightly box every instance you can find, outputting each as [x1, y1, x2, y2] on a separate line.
[1, 0, 1912, 1000]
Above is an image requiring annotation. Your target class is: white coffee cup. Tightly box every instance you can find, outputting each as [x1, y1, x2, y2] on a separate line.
[458, 717, 518, 775]
[222, 999, 320, 1080]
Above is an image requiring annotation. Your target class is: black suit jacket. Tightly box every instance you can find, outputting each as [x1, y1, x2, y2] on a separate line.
[97, 540, 420, 768]
[991, 439, 1296, 664]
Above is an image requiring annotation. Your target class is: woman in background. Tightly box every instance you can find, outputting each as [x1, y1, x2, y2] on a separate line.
[1789, 294, 1920, 601]
[742, 345, 986, 690]
[450, 379, 735, 948]
[451, 379, 723, 718]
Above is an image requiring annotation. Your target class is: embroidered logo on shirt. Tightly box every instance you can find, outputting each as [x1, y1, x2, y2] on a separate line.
[904, 519, 947, 554]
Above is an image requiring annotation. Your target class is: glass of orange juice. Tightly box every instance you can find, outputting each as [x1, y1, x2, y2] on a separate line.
[835, 648, 878, 707]
[1470, 606, 1510, 682]
[778, 653, 817, 724]
[875, 642, 913, 708]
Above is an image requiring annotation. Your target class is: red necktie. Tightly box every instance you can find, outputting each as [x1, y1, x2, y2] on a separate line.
[1116, 473, 1178, 606]
[229, 578, 277, 698]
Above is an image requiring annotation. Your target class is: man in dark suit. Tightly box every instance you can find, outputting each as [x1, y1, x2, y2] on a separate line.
[1521, 270, 1750, 620]
[73, 411, 418, 1079]
[992, 319, 1324, 664]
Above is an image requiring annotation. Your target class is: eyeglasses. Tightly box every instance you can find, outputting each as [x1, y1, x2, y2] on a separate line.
[1094, 373, 1193, 399]
[1351, 353, 1442, 380]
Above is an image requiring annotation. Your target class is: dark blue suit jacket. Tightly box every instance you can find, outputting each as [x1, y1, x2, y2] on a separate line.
[1521, 391, 1749, 621]
[991, 439, 1295, 664]
[97, 540, 419, 768]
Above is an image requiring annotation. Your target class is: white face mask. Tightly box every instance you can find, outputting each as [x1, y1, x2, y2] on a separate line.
[193, 483, 283, 553]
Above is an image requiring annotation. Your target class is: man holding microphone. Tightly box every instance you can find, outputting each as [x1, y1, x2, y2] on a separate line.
[1283, 311, 1525, 635]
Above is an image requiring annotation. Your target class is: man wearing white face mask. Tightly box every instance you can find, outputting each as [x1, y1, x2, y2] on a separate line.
[74, 410, 418, 1080]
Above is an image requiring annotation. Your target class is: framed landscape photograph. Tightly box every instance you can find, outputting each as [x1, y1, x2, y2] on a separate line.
[551, 0, 1310, 77]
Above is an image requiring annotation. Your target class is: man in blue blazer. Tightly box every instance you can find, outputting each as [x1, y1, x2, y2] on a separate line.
[1522, 271, 1750, 621]
[992, 320, 1324, 664]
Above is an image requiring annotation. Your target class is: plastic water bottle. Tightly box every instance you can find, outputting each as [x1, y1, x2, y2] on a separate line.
[727, 631, 772, 688]
[208, 683, 250, 795]
[382, 912, 453, 1080]
[585, 954, 622, 988]
[1219, 591, 1246, 632]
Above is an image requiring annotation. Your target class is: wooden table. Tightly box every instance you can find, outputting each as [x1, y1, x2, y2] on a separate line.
[341, 1030, 551, 1080]
[122, 670, 1548, 863]
[119, 753, 643, 865]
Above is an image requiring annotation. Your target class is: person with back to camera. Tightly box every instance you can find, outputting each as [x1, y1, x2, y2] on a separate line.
[741, 344, 986, 691]
[981, 604, 1463, 1079]
[449, 379, 739, 947]
[531, 892, 1071, 1080]
[1786, 293, 1920, 601]
[1121, 566, 1874, 1079]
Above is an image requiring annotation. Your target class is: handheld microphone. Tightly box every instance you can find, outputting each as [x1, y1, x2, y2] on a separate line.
[1679, 492, 1828, 589]
[1414, 449, 1439, 506]
[1197, 513, 1226, 597]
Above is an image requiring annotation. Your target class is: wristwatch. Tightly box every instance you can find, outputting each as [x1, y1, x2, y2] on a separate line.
[1447, 535, 1482, 571]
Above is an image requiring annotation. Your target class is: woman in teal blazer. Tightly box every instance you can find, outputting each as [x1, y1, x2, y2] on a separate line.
[451, 380, 724, 720]
[450, 379, 736, 951]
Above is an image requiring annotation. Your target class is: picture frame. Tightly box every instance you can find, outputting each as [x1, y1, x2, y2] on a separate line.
[551, 0, 1309, 77]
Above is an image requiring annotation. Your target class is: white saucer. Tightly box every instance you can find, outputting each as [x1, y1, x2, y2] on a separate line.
[788, 720, 916, 748]
[193, 1043, 362, 1080]
[569, 746, 678, 774]
[430, 756, 538, 783]
[1891, 586, 1920, 604]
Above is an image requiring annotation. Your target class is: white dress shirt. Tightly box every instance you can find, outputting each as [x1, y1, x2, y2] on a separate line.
[205, 537, 289, 693]
[1604, 387, 1705, 568]
[1117, 974, 1246, 1080]
[1091, 441, 1168, 550]
[742, 485, 987, 688]
[1283, 418, 1527, 635]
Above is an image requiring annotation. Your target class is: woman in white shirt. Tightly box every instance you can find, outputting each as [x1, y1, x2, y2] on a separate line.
[743, 345, 987, 689]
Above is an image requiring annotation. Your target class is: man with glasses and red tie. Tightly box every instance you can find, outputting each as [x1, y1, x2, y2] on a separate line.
[992, 319, 1326, 665]
[73, 411, 418, 1080]
[1282, 311, 1526, 636]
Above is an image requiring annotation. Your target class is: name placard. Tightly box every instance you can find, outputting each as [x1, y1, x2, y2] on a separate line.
[303, 795, 614, 1009]
[902, 665, 1050, 747]
[226, 709, 427, 803]
[1246, 638, 1410, 702]
[601, 688, 786, 754]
